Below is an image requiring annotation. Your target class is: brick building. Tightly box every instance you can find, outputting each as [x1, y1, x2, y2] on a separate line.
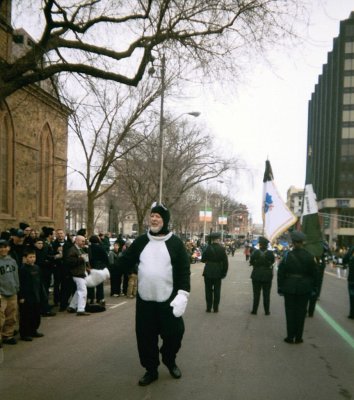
[0, 0, 70, 232]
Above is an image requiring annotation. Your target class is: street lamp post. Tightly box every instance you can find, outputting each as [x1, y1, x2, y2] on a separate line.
[218, 180, 224, 242]
[157, 53, 200, 203]
[158, 54, 166, 204]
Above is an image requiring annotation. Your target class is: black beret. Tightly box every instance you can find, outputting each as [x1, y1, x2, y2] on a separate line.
[290, 231, 306, 242]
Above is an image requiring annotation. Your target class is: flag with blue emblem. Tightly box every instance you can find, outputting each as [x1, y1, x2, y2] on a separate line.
[262, 160, 297, 242]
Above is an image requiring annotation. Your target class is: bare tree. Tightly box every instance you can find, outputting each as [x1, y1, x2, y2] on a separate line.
[2, 0, 309, 100]
[66, 79, 161, 236]
[115, 115, 238, 234]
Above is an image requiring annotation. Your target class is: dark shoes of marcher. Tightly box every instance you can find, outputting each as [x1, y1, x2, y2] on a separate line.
[32, 332, 44, 338]
[2, 337, 17, 345]
[138, 370, 158, 386]
[67, 307, 76, 313]
[42, 311, 56, 317]
[168, 365, 182, 379]
[348, 315, 354, 319]
[20, 336, 33, 341]
[284, 337, 303, 344]
[76, 311, 91, 316]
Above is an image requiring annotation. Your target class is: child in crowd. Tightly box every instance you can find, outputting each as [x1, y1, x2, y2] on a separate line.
[18, 249, 45, 341]
[0, 239, 20, 345]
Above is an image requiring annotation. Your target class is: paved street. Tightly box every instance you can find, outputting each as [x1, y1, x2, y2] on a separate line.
[1, 251, 354, 400]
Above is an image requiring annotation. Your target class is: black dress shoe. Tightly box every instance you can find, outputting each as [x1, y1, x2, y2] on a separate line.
[138, 370, 158, 386]
[265, 311, 270, 315]
[20, 336, 33, 342]
[250, 311, 257, 315]
[295, 338, 303, 344]
[168, 365, 182, 379]
[2, 337, 17, 345]
[32, 332, 44, 338]
[348, 315, 354, 320]
[284, 337, 294, 344]
[41, 311, 56, 317]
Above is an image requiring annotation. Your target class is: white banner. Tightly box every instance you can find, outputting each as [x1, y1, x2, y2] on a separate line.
[262, 160, 297, 242]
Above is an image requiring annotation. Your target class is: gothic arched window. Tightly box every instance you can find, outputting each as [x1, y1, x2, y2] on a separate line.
[0, 102, 14, 216]
[39, 124, 54, 218]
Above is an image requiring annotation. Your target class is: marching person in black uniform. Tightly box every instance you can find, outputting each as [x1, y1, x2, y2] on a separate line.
[201, 232, 228, 313]
[343, 246, 354, 319]
[249, 236, 275, 315]
[118, 203, 190, 386]
[277, 231, 318, 344]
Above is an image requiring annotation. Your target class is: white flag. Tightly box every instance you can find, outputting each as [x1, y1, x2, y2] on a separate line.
[262, 160, 297, 242]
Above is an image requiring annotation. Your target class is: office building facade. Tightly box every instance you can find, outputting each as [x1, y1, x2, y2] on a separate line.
[306, 11, 354, 248]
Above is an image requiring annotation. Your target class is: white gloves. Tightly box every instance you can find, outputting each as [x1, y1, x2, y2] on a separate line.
[170, 290, 190, 317]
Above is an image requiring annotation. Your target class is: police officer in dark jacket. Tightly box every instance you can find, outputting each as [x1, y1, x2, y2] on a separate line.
[201, 232, 228, 313]
[277, 231, 318, 344]
[250, 236, 275, 315]
[343, 246, 354, 319]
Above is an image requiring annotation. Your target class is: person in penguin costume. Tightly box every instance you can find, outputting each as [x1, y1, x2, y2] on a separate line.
[118, 202, 191, 386]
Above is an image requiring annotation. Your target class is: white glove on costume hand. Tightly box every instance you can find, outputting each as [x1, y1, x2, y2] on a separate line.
[170, 290, 189, 317]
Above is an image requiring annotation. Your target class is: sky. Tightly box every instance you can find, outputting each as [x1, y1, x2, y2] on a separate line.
[14, 1, 354, 225]
[166, 0, 354, 224]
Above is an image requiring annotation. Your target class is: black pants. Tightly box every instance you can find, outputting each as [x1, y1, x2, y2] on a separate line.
[251, 280, 272, 314]
[284, 293, 310, 341]
[307, 292, 317, 316]
[348, 282, 354, 317]
[204, 277, 222, 311]
[58, 269, 75, 310]
[109, 265, 120, 296]
[19, 302, 41, 338]
[135, 295, 185, 372]
[88, 282, 104, 303]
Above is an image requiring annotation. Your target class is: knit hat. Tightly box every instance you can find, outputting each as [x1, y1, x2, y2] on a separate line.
[42, 226, 54, 237]
[19, 222, 30, 230]
[151, 202, 170, 234]
[10, 228, 25, 238]
[89, 235, 100, 244]
[0, 239, 9, 247]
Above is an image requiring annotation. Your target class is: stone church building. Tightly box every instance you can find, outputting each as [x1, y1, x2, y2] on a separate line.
[0, 1, 70, 232]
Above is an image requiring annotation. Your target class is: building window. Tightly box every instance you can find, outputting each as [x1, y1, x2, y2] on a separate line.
[38, 125, 54, 218]
[342, 110, 354, 121]
[0, 102, 14, 216]
[343, 92, 354, 104]
[342, 127, 354, 138]
[345, 41, 354, 54]
[341, 140, 354, 156]
[344, 75, 354, 87]
[344, 59, 354, 71]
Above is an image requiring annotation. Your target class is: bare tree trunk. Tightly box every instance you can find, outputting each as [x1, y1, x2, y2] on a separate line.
[87, 193, 95, 237]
